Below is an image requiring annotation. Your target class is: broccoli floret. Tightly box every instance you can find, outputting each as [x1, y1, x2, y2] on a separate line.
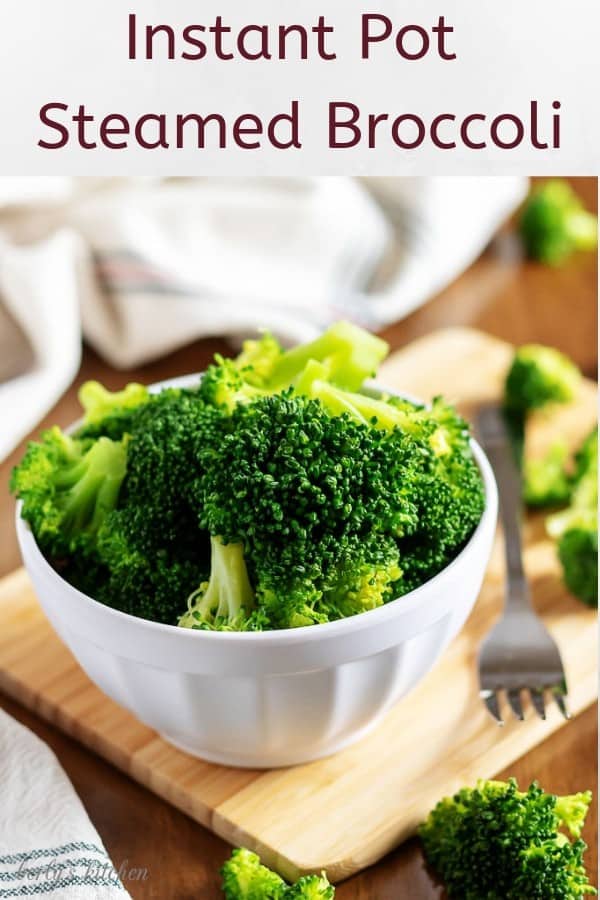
[520, 180, 598, 265]
[420, 779, 597, 899]
[524, 440, 572, 507]
[193, 392, 425, 627]
[266, 320, 388, 392]
[505, 344, 581, 413]
[284, 874, 335, 899]
[221, 848, 286, 900]
[94, 387, 224, 623]
[11, 426, 127, 560]
[547, 429, 598, 607]
[220, 849, 334, 900]
[75, 380, 150, 440]
[179, 536, 256, 630]
[200, 355, 270, 411]
[233, 332, 284, 386]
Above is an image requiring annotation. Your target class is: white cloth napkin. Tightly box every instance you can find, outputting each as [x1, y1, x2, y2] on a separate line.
[0, 176, 528, 463]
[0, 709, 129, 899]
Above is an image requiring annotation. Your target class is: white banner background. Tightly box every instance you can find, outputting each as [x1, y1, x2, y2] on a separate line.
[0, 0, 597, 174]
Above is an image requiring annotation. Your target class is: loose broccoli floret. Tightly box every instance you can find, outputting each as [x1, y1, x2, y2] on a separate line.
[220, 849, 334, 900]
[11, 426, 127, 560]
[76, 380, 150, 440]
[524, 440, 572, 507]
[547, 429, 598, 607]
[221, 848, 286, 900]
[420, 779, 597, 899]
[520, 180, 598, 265]
[179, 536, 256, 630]
[284, 874, 335, 899]
[505, 344, 581, 413]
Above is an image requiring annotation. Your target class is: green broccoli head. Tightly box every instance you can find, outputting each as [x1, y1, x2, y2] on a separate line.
[76, 380, 150, 440]
[11, 426, 127, 560]
[505, 344, 581, 413]
[193, 392, 425, 626]
[178, 536, 257, 631]
[520, 180, 598, 265]
[524, 441, 572, 508]
[221, 848, 286, 900]
[419, 779, 597, 899]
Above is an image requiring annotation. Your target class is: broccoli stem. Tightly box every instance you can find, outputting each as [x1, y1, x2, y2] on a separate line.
[179, 536, 255, 628]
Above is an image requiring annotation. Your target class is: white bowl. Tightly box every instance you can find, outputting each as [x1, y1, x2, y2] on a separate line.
[16, 378, 498, 768]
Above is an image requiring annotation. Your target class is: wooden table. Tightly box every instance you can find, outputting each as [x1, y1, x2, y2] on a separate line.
[0, 177, 597, 898]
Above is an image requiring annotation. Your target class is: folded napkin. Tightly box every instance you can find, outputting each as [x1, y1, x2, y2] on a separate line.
[0, 708, 129, 899]
[0, 175, 528, 463]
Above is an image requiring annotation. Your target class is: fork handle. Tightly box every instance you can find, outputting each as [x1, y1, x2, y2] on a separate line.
[485, 438, 533, 611]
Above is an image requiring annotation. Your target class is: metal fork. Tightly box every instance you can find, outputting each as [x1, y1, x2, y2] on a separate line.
[476, 404, 570, 725]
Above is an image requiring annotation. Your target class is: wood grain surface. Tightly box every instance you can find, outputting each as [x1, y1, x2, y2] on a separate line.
[0, 177, 597, 898]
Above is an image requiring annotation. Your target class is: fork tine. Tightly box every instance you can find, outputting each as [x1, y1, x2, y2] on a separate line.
[553, 689, 571, 720]
[507, 688, 524, 720]
[529, 688, 546, 720]
[481, 690, 504, 725]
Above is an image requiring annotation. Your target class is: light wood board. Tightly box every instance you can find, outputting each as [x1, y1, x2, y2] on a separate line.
[0, 327, 597, 883]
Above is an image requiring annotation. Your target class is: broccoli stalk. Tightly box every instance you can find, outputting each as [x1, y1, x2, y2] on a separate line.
[11, 426, 127, 559]
[220, 848, 334, 900]
[179, 536, 256, 630]
[520, 180, 598, 265]
[420, 779, 597, 899]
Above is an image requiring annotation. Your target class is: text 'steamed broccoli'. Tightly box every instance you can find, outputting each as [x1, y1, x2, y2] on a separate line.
[420, 778, 597, 899]
[12, 321, 486, 630]
[221, 848, 334, 900]
[519, 179, 598, 265]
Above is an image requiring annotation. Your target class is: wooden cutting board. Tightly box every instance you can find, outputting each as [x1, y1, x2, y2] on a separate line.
[0, 327, 597, 883]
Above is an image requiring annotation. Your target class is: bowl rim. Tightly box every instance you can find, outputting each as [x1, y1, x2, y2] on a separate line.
[15, 374, 498, 647]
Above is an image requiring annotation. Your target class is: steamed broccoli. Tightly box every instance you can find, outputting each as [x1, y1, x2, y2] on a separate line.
[220, 848, 334, 900]
[524, 440, 572, 507]
[12, 321, 486, 632]
[520, 180, 598, 265]
[505, 344, 581, 413]
[547, 429, 598, 607]
[420, 778, 597, 899]
[10, 426, 127, 560]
